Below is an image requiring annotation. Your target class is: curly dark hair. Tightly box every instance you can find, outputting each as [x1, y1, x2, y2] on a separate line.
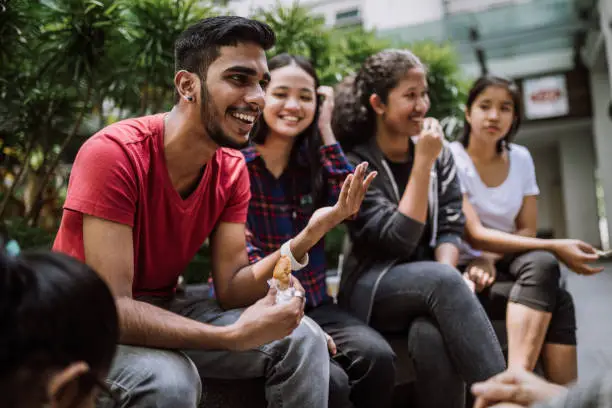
[332, 49, 425, 153]
[251, 53, 327, 209]
[460, 75, 522, 154]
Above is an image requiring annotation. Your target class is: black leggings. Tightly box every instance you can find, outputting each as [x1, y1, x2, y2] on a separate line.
[477, 250, 577, 345]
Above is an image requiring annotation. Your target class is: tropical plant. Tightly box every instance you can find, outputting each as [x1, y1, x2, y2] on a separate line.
[253, 1, 333, 73]
[321, 26, 390, 84]
[21, 0, 127, 224]
[0, 0, 83, 222]
[0, 0, 219, 228]
[406, 41, 469, 138]
[253, 2, 390, 85]
[0, 0, 38, 68]
[117, 0, 218, 116]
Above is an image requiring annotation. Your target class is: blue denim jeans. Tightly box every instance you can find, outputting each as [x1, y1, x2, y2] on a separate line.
[97, 294, 330, 408]
[97, 345, 202, 407]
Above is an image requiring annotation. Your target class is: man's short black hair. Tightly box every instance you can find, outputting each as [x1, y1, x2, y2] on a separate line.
[174, 15, 275, 79]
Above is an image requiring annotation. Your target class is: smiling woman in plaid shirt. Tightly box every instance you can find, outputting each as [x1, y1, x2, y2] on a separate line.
[243, 53, 396, 408]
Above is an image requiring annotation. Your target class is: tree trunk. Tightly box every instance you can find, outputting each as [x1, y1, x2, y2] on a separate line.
[152, 86, 167, 113]
[0, 138, 35, 219]
[27, 82, 94, 226]
[98, 93, 106, 129]
[140, 81, 149, 115]
[152, 86, 161, 113]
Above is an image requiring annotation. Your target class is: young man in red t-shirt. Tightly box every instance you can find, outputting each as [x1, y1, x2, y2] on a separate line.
[53, 16, 373, 408]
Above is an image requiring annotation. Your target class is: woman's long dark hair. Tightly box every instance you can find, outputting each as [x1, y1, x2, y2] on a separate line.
[332, 49, 425, 153]
[0, 250, 119, 408]
[251, 53, 327, 209]
[460, 75, 522, 154]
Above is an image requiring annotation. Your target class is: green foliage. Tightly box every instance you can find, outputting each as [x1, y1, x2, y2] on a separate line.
[319, 26, 390, 85]
[324, 224, 347, 271]
[0, 0, 42, 147]
[0, 0, 218, 227]
[182, 243, 213, 284]
[255, 3, 330, 60]
[406, 41, 469, 138]
[0, 0, 38, 69]
[254, 2, 391, 85]
[3, 217, 54, 250]
[38, 0, 125, 83]
[116, 0, 218, 114]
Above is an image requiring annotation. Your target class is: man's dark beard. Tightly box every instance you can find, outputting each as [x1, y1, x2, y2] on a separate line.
[200, 83, 249, 150]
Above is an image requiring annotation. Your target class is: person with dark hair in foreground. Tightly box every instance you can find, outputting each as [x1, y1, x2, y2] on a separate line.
[332, 49, 506, 408]
[53, 16, 371, 408]
[0, 250, 119, 408]
[244, 53, 394, 408]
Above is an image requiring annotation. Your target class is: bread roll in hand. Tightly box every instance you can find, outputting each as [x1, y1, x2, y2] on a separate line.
[273, 256, 292, 290]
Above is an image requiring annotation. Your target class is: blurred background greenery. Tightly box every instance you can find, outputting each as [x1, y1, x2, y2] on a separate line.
[0, 0, 467, 283]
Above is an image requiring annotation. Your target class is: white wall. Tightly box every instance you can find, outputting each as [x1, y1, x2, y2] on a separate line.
[227, 0, 277, 16]
[231, 0, 442, 29]
[590, 71, 612, 246]
[225, 0, 257, 16]
[362, 0, 443, 30]
[586, 0, 612, 248]
[518, 119, 599, 244]
[309, 0, 362, 26]
[558, 131, 601, 245]
[600, 0, 612, 97]
[228, 0, 363, 24]
[529, 144, 566, 238]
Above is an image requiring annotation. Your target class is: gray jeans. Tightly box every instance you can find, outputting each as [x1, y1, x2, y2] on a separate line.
[368, 261, 506, 408]
[97, 293, 330, 408]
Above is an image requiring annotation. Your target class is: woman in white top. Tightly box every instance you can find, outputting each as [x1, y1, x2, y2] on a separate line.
[450, 76, 603, 386]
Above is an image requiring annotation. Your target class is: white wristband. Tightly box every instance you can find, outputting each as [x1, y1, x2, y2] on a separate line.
[280, 240, 309, 271]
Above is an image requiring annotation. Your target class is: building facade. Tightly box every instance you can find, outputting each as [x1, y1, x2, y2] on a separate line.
[231, 0, 612, 248]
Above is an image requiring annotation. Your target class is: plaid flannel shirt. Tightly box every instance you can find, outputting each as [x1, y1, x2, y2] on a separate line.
[243, 143, 353, 308]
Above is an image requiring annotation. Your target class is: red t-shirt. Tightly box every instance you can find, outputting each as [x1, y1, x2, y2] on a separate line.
[53, 114, 250, 297]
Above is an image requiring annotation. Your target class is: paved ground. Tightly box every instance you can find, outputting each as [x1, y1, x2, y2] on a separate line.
[566, 261, 612, 384]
